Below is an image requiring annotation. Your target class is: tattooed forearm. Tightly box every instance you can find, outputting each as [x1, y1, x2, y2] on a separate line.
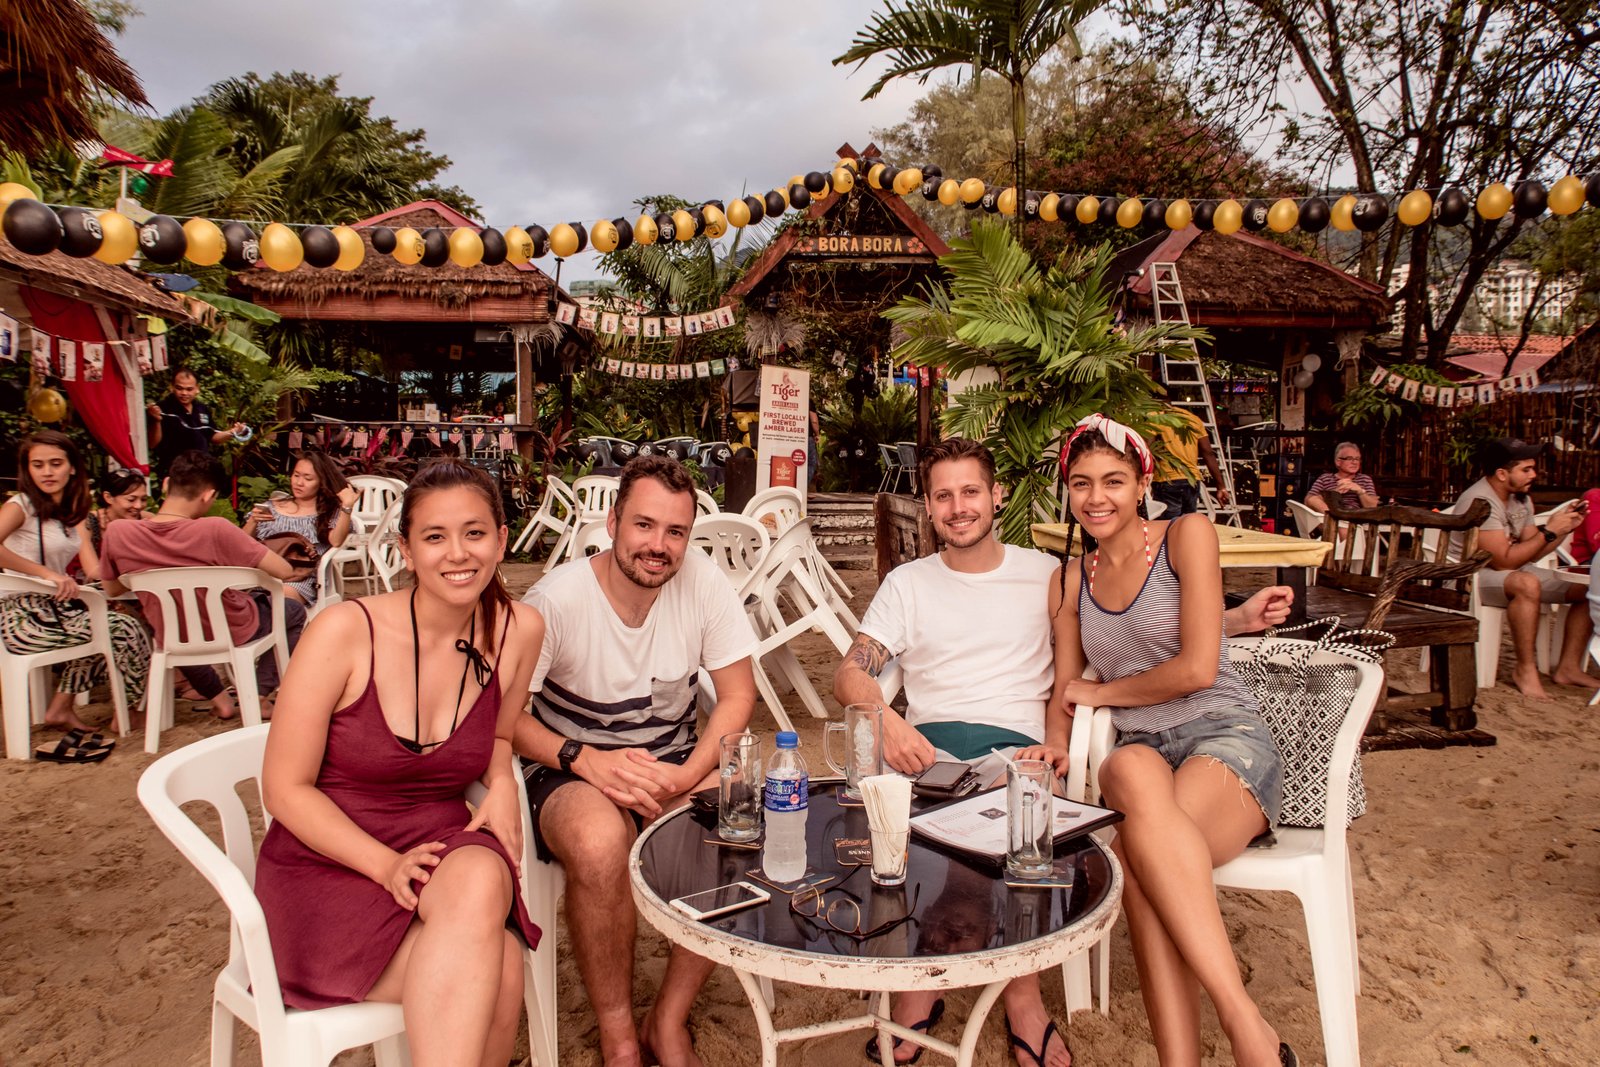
[843, 633, 891, 677]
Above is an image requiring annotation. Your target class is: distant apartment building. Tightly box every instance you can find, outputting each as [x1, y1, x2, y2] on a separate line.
[1385, 260, 1579, 330]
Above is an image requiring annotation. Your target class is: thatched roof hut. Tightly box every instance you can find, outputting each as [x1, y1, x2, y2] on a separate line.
[0, 231, 195, 321]
[0, 0, 148, 155]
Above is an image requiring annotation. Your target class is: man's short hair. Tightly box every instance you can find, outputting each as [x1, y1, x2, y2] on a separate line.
[164, 450, 227, 498]
[614, 454, 696, 517]
[171, 367, 198, 381]
[917, 437, 995, 491]
[1334, 441, 1361, 459]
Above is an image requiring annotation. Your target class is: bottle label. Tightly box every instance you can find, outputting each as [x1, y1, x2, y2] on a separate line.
[764, 774, 808, 812]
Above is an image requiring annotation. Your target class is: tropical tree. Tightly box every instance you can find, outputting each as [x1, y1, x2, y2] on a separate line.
[884, 221, 1205, 544]
[834, 0, 1102, 225]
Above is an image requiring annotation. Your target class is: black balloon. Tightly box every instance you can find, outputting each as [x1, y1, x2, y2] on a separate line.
[569, 222, 588, 254]
[420, 227, 450, 266]
[1298, 197, 1331, 232]
[1142, 198, 1166, 229]
[804, 171, 827, 194]
[221, 221, 259, 269]
[923, 164, 942, 180]
[2, 199, 63, 255]
[1587, 174, 1600, 208]
[1057, 194, 1080, 223]
[1242, 198, 1270, 232]
[764, 190, 786, 217]
[961, 192, 982, 211]
[370, 226, 397, 254]
[1193, 201, 1217, 230]
[981, 186, 1001, 213]
[1352, 194, 1389, 232]
[1097, 197, 1120, 226]
[611, 217, 634, 252]
[526, 224, 550, 258]
[879, 166, 899, 191]
[789, 184, 811, 209]
[57, 207, 103, 257]
[1513, 180, 1547, 219]
[1434, 188, 1470, 226]
[300, 225, 340, 268]
[1022, 190, 1043, 220]
[654, 212, 677, 241]
[743, 195, 766, 222]
[479, 228, 507, 266]
[138, 215, 186, 263]
[921, 179, 941, 201]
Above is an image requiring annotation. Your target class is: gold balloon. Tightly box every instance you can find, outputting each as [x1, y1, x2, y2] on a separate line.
[1116, 197, 1143, 228]
[1395, 190, 1432, 227]
[392, 226, 424, 264]
[814, 177, 832, 200]
[671, 209, 695, 241]
[959, 178, 986, 203]
[895, 168, 923, 195]
[831, 167, 854, 193]
[503, 226, 532, 264]
[448, 227, 485, 267]
[28, 388, 67, 424]
[1213, 199, 1244, 235]
[1039, 193, 1060, 222]
[1548, 175, 1585, 216]
[727, 198, 751, 227]
[549, 223, 579, 259]
[788, 174, 805, 191]
[260, 222, 304, 271]
[182, 217, 226, 266]
[702, 206, 728, 239]
[588, 219, 619, 254]
[1476, 182, 1511, 220]
[840, 157, 859, 172]
[0, 181, 37, 204]
[1330, 194, 1357, 231]
[634, 215, 659, 245]
[937, 179, 960, 206]
[998, 187, 1018, 216]
[1165, 199, 1193, 229]
[94, 210, 138, 264]
[868, 163, 887, 189]
[1267, 197, 1300, 232]
[1075, 195, 1100, 224]
[332, 225, 364, 270]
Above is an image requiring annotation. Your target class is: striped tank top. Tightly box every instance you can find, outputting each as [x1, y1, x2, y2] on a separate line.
[1077, 522, 1257, 734]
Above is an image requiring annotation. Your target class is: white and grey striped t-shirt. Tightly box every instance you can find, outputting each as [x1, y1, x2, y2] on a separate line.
[522, 549, 757, 757]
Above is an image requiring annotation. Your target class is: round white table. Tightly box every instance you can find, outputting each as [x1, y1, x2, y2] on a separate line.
[629, 782, 1123, 1067]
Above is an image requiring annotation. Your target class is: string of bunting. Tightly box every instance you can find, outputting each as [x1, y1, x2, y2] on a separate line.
[0, 306, 169, 380]
[4, 156, 1600, 273]
[1368, 363, 1540, 409]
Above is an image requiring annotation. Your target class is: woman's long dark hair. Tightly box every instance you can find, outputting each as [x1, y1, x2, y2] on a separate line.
[1053, 427, 1150, 618]
[17, 430, 91, 526]
[293, 451, 349, 544]
[398, 458, 512, 653]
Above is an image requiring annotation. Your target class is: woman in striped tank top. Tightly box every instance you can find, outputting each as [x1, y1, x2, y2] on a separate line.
[1043, 415, 1295, 1067]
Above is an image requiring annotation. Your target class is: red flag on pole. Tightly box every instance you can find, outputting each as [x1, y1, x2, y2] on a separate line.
[100, 145, 174, 176]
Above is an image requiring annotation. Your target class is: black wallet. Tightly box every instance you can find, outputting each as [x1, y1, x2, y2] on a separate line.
[912, 760, 981, 800]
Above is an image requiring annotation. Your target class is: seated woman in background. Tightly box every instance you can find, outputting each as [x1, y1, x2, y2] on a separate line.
[242, 451, 356, 605]
[0, 431, 151, 740]
[79, 468, 148, 564]
[1047, 414, 1296, 1067]
[1566, 487, 1600, 565]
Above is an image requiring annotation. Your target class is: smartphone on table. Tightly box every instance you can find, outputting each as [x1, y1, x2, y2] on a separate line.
[669, 881, 771, 921]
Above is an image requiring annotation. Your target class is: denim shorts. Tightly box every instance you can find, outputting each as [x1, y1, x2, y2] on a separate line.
[1114, 706, 1284, 829]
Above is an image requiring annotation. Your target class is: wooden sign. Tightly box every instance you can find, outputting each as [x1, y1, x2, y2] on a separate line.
[792, 234, 929, 256]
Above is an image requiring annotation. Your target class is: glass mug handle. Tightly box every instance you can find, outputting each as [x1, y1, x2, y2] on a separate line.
[822, 721, 848, 776]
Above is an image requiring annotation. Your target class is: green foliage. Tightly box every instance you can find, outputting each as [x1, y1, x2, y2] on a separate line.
[818, 385, 919, 491]
[235, 474, 287, 513]
[1333, 364, 1449, 429]
[885, 221, 1198, 543]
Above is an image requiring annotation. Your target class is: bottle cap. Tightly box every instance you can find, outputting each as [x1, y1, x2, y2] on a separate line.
[775, 731, 799, 748]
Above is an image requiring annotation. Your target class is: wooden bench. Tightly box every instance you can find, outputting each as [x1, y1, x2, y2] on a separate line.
[1305, 500, 1492, 731]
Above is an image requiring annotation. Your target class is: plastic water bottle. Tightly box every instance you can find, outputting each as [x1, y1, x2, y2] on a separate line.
[762, 731, 809, 882]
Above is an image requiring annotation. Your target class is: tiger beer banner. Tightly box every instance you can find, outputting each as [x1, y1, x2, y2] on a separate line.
[757, 364, 811, 498]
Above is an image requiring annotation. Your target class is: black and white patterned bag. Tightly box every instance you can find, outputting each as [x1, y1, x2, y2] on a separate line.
[1233, 620, 1393, 829]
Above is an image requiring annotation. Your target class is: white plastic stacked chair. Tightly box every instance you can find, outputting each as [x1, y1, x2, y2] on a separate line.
[123, 566, 289, 754]
[569, 521, 613, 559]
[512, 476, 578, 559]
[555, 476, 620, 563]
[694, 489, 720, 517]
[690, 513, 770, 586]
[741, 487, 858, 631]
[0, 574, 131, 759]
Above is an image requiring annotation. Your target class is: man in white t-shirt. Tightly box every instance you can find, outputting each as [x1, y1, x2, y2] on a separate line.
[514, 456, 757, 1067]
[834, 436, 1291, 1067]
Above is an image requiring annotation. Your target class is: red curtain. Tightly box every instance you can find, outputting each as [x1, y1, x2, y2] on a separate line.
[19, 286, 146, 472]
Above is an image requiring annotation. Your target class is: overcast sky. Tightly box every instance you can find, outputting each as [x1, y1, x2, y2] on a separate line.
[114, 0, 966, 281]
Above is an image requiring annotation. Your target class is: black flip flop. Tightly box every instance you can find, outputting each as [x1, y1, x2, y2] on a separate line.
[1005, 1017, 1070, 1067]
[35, 737, 113, 763]
[864, 998, 945, 1064]
[1280, 1042, 1300, 1067]
[64, 728, 115, 751]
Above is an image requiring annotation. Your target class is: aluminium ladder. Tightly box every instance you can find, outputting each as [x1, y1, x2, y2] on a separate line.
[1148, 262, 1243, 526]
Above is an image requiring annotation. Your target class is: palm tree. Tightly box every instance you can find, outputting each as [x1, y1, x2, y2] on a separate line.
[884, 221, 1205, 545]
[834, 0, 1099, 225]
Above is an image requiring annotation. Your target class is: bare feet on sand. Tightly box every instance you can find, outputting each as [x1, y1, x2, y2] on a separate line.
[640, 1009, 703, 1067]
[43, 696, 94, 734]
[1511, 664, 1550, 699]
[1550, 666, 1600, 690]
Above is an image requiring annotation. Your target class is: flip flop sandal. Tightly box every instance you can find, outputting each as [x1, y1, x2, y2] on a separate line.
[64, 728, 115, 751]
[34, 737, 113, 764]
[864, 998, 945, 1064]
[1280, 1043, 1300, 1067]
[1005, 1017, 1070, 1067]
[192, 687, 239, 718]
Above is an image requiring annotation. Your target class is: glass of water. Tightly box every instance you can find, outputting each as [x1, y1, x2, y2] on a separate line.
[1005, 759, 1054, 879]
[718, 732, 763, 843]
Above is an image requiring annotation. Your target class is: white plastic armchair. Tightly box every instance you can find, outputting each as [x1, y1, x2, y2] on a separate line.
[365, 499, 407, 594]
[695, 489, 720, 516]
[741, 486, 804, 533]
[137, 725, 412, 1066]
[690, 513, 770, 586]
[556, 476, 620, 563]
[569, 521, 613, 559]
[123, 566, 289, 754]
[512, 476, 577, 559]
[0, 575, 132, 759]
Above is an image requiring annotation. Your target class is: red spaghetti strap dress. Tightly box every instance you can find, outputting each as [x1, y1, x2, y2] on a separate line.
[253, 602, 541, 1010]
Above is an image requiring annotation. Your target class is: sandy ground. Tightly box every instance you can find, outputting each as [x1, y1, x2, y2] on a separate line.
[1, 561, 1597, 1066]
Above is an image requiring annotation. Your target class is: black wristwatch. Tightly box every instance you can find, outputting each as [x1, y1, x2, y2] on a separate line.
[1537, 525, 1558, 544]
[557, 739, 584, 773]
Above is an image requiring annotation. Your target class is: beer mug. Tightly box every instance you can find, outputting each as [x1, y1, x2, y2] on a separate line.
[823, 703, 884, 801]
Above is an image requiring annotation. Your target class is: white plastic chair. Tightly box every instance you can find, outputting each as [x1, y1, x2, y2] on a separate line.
[569, 521, 613, 559]
[123, 566, 289, 754]
[741, 486, 804, 532]
[512, 476, 577, 559]
[136, 725, 412, 1066]
[0, 575, 132, 759]
[346, 475, 405, 528]
[877, 444, 904, 493]
[690, 513, 770, 585]
[365, 499, 407, 594]
[557, 476, 620, 563]
[695, 489, 720, 517]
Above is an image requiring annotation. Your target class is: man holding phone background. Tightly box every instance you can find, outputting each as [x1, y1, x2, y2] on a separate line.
[832, 436, 1292, 1066]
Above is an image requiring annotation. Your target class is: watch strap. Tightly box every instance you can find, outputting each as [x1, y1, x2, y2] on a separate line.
[558, 739, 583, 773]
[1537, 524, 1558, 544]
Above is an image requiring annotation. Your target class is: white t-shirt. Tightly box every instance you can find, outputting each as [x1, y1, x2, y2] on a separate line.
[523, 549, 757, 757]
[858, 544, 1060, 743]
[3, 494, 80, 574]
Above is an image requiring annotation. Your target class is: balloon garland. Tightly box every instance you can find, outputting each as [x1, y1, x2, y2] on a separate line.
[3, 160, 1599, 273]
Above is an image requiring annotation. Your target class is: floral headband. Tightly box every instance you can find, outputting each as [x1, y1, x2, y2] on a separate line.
[1060, 412, 1154, 480]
